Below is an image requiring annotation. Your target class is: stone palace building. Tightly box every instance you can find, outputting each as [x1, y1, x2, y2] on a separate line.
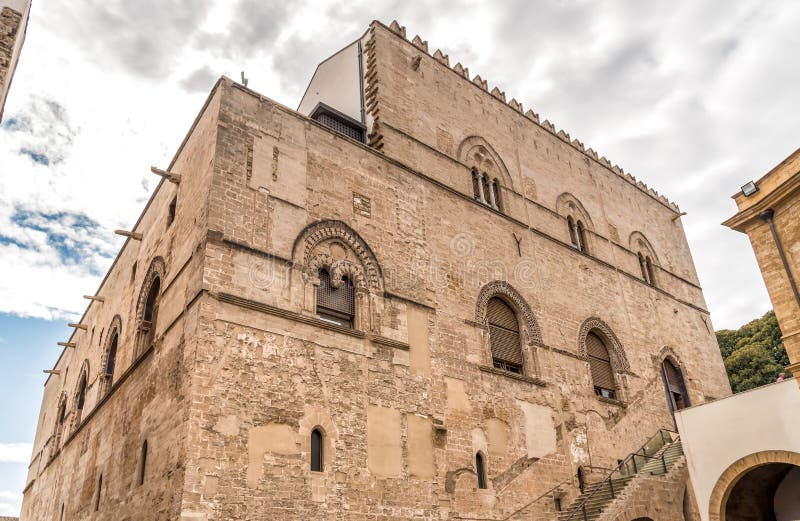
[21, 20, 732, 521]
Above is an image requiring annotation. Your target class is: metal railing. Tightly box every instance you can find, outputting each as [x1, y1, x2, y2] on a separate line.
[564, 429, 679, 521]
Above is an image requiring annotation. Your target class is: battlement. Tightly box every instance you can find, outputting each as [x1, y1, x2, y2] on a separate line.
[382, 19, 680, 213]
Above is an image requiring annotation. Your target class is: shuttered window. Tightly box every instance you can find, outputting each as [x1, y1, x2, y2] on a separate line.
[317, 269, 355, 328]
[662, 360, 688, 411]
[488, 297, 523, 374]
[587, 332, 616, 399]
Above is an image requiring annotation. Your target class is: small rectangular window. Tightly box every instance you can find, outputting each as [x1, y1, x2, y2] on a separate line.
[131, 261, 137, 283]
[167, 197, 177, 227]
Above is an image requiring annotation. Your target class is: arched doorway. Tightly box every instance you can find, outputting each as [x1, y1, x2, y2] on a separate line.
[724, 463, 800, 521]
[710, 451, 800, 521]
[661, 359, 690, 416]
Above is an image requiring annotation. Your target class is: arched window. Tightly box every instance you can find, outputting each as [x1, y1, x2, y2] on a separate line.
[586, 332, 616, 399]
[567, 217, 589, 253]
[94, 474, 102, 511]
[576, 220, 588, 253]
[638, 253, 648, 282]
[138, 440, 148, 485]
[645, 256, 656, 287]
[469, 169, 502, 212]
[487, 297, 523, 374]
[491, 178, 502, 211]
[311, 428, 324, 472]
[54, 399, 67, 447]
[471, 168, 482, 201]
[661, 359, 689, 413]
[138, 276, 161, 354]
[74, 373, 88, 425]
[105, 331, 118, 388]
[476, 452, 487, 489]
[568, 216, 579, 248]
[316, 268, 355, 328]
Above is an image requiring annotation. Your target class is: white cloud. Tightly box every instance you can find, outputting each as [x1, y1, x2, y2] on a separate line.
[0, 443, 32, 463]
[1, 0, 797, 329]
[0, 490, 23, 516]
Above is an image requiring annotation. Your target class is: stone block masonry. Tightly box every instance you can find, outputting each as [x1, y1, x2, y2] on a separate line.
[21, 20, 728, 520]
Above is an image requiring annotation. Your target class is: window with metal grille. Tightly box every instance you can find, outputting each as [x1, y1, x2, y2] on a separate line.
[316, 112, 364, 142]
[586, 332, 616, 399]
[487, 297, 523, 374]
[311, 428, 324, 472]
[317, 269, 355, 328]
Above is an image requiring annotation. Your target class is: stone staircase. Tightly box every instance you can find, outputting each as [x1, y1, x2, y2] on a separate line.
[557, 432, 684, 521]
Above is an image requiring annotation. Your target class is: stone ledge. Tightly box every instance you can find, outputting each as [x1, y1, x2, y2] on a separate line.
[216, 292, 366, 339]
[371, 335, 409, 350]
[479, 365, 547, 387]
[596, 395, 627, 408]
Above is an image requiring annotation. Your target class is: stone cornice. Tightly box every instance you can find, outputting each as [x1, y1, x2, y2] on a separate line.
[723, 169, 800, 231]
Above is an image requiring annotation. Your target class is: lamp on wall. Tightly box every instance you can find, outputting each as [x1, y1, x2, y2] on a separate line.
[741, 181, 759, 197]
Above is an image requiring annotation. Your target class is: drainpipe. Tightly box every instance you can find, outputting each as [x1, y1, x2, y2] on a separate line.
[759, 209, 800, 310]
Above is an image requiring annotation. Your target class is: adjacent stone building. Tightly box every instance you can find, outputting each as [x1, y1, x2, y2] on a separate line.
[722, 147, 800, 379]
[674, 147, 800, 521]
[0, 0, 29, 121]
[20, 20, 731, 521]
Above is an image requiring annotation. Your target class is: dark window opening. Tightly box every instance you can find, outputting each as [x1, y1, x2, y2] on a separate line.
[95, 474, 102, 511]
[555, 497, 562, 512]
[131, 261, 137, 283]
[316, 269, 355, 328]
[662, 359, 690, 413]
[587, 332, 616, 400]
[645, 256, 656, 286]
[167, 196, 177, 227]
[492, 178, 502, 211]
[311, 428, 324, 472]
[76, 375, 87, 411]
[472, 168, 481, 201]
[309, 103, 365, 143]
[476, 452, 487, 489]
[487, 297, 523, 374]
[577, 220, 588, 253]
[138, 276, 161, 354]
[105, 332, 119, 387]
[138, 440, 148, 485]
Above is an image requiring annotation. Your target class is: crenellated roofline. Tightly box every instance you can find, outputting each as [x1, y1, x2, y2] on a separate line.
[375, 19, 680, 213]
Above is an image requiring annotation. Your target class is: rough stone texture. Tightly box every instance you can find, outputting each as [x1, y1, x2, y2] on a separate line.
[0, 4, 26, 121]
[22, 21, 730, 520]
[724, 148, 800, 375]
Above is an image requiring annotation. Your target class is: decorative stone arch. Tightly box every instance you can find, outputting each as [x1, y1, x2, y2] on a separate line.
[578, 317, 631, 373]
[555, 192, 595, 230]
[708, 450, 800, 521]
[629, 231, 659, 265]
[51, 391, 69, 453]
[292, 220, 384, 332]
[135, 257, 167, 320]
[299, 405, 339, 473]
[475, 281, 543, 345]
[135, 257, 166, 356]
[99, 315, 123, 395]
[475, 280, 543, 375]
[457, 136, 514, 190]
[292, 220, 383, 291]
[70, 359, 91, 431]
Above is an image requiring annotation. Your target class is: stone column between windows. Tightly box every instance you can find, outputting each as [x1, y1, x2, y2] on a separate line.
[488, 179, 497, 208]
[477, 173, 486, 203]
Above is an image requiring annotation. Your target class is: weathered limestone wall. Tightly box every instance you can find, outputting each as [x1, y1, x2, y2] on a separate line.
[725, 148, 800, 371]
[177, 74, 730, 520]
[20, 86, 223, 520]
[0, 1, 28, 120]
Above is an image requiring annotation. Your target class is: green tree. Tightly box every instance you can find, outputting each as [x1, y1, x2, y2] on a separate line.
[715, 310, 788, 393]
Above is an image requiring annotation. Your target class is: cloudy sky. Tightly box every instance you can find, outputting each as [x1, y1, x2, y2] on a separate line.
[1, 0, 798, 514]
